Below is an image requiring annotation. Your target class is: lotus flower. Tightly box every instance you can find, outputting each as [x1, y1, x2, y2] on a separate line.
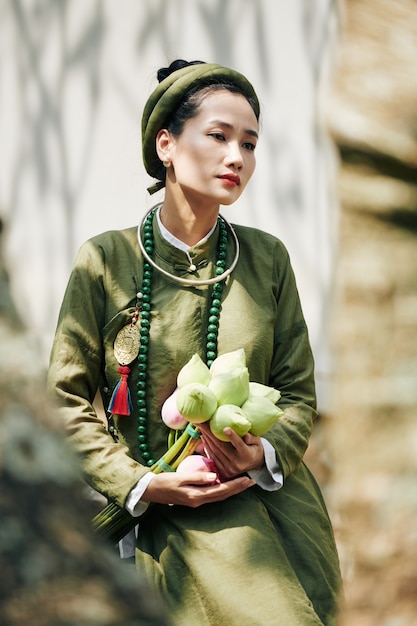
[175, 382, 217, 423]
[209, 348, 246, 377]
[209, 404, 251, 441]
[177, 353, 211, 388]
[208, 367, 250, 407]
[241, 395, 284, 436]
[249, 381, 281, 404]
[176, 454, 220, 484]
[161, 389, 188, 430]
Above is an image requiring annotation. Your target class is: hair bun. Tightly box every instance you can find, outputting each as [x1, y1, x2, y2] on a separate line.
[157, 59, 205, 83]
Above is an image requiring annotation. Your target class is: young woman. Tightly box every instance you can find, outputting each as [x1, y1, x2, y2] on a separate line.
[48, 60, 342, 625]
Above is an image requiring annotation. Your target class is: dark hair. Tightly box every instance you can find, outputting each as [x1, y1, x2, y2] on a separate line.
[159, 60, 260, 130]
[157, 59, 206, 83]
[154, 60, 260, 181]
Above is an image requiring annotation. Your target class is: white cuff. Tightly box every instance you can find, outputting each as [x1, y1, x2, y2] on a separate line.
[248, 438, 283, 491]
[125, 472, 155, 517]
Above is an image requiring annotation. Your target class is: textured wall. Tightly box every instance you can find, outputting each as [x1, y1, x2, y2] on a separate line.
[0, 0, 339, 414]
[325, 1, 417, 623]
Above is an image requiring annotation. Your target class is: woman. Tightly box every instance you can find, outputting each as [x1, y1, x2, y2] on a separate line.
[48, 60, 342, 625]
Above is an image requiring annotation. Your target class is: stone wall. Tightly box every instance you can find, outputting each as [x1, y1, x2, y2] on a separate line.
[324, 1, 417, 623]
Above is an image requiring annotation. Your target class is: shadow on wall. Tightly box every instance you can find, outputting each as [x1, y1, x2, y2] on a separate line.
[4, 0, 337, 349]
[8, 0, 105, 267]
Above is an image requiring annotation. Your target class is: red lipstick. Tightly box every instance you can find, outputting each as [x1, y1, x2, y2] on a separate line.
[219, 173, 241, 186]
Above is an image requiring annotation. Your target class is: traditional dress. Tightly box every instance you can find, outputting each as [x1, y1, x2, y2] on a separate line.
[48, 215, 342, 625]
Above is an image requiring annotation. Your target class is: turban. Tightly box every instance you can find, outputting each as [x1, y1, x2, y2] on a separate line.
[141, 63, 259, 194]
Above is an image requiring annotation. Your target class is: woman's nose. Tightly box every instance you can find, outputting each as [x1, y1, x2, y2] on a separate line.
[225, 142, 243, 169]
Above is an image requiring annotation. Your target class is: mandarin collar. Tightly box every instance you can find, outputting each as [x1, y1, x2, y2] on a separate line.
[151, 214, 220, 271]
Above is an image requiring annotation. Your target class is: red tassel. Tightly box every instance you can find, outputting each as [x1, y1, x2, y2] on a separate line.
[108, 365, 132, 416]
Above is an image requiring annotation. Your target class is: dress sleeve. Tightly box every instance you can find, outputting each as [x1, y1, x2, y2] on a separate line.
[263, 245, 318, 480]
[47, 239, 150, 508]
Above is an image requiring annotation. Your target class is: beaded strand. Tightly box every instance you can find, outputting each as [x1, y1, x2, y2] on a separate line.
[206, 220, 227, 367]
[136, 213, 155, 466]
[136, 210, 227, 466]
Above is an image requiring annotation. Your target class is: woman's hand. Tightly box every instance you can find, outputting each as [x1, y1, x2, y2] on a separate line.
[140, 424, 264, 507]
[198, 422, 265, 480]
[141, 470, 255, 507]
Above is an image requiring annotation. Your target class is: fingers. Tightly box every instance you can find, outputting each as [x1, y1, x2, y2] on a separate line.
[201, 426, 260, 461]
[222, 427, 246, 449]
[186, 475, 256, 506]
[242, 432, 260, 445]
[177, 471, 219, 486]
[179, 424, 265, 480]
[141, 473, 204, 507]
[200, 423, 259, 452]
[143, 471, 255, 507]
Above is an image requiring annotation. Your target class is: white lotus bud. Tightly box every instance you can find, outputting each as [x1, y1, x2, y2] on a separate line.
[175, 382, 217, 424]
[209, 348, 246, 377]
[208, 367, 250, 407]
[210, 404, 251, 441]
[249, 381, 281, 404]
[177, 354, 211, 388]
[241, 396, 284, 436]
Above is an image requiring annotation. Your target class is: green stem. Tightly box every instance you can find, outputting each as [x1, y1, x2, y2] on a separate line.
[171, 435, 200, 469]
[167, 428, 176, 449]
[93, 424, 201, 543]
[150, 425, 199, 473]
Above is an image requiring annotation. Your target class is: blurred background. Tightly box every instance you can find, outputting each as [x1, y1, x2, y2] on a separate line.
[0, 1, 416, 624]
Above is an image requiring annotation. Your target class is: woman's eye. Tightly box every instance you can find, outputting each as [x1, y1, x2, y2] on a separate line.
[209, 132, 226, 141]
[243, 142, 256, 151]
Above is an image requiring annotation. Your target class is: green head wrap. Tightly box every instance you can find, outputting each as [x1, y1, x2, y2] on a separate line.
[141, 63, 259, 194]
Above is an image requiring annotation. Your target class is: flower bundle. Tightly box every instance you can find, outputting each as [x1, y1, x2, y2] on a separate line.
[163, 348, 284, 441]
[93, 349, 283, 544]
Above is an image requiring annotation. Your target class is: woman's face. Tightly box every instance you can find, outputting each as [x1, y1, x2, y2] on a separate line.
[164, 90, 259, 208]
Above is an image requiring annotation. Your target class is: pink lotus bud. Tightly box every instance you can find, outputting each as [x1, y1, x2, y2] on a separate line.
[176, 455, 220, 483]
[161, 389, 188, 430]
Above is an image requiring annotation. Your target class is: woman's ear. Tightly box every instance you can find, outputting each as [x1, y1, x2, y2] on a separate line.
[156, 129, 173, 164]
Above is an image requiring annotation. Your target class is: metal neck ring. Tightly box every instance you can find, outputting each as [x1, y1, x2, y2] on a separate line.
[137, 204, 240, 287]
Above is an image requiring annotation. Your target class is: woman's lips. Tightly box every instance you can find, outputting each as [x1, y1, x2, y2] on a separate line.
[218, 174, 241, 186]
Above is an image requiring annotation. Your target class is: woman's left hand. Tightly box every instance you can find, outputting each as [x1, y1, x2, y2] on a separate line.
[198, 422, 265, 480]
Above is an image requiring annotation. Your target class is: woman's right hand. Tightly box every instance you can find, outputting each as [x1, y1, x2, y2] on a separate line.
[141, 471, 255, 507]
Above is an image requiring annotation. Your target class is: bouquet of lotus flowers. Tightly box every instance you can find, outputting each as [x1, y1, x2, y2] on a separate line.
[93, 349, 283, 543]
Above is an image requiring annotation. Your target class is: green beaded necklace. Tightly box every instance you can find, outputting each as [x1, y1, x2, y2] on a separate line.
[135, 207, 233, 467]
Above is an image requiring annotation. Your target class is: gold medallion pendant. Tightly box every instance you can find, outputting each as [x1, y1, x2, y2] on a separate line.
[113, 324, 141, 365]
